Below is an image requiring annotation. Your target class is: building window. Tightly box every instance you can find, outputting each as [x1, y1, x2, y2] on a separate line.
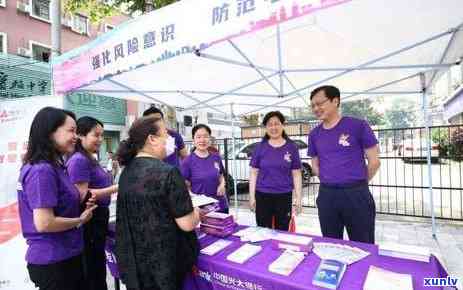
[0, 33, 6, 54]
[0, 0, 6, 8]
[72, 14, 89, 35]
[31, 0, 50, 21]
[30, 41, 51, 62]
[104, 24, 114, 33]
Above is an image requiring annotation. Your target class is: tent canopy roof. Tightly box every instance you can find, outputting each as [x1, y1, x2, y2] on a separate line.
[53, 0, 463, 116]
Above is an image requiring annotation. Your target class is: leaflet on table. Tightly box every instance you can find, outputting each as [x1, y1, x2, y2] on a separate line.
[312, 259, 347, 289]
[268, 250, 305, 276]
[313, 242, 370, 265]
[273, 233, 313, 245]
[233, 226, 276, 243]
[363, 266, 413, 290]
[378, 242, 430, 263]
[226, 243, 262, 264]
[270, 240, 313, 254]
[233, 227, 261, 238]
[200, 239, 233, 256]
[190, 193, 218, 208]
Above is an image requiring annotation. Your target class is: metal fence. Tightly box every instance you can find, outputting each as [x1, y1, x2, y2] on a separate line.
[185, 124, 463, 220]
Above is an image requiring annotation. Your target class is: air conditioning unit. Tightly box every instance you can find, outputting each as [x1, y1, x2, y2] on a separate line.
[17, 47, 31, 57]
[62, 17, 73, 28]
[72, 24, 87, 35]
[16, 2, 29, 13]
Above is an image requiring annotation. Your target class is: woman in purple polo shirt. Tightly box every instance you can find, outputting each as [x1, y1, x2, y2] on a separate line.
[181, 124, 228, 213]
[66, 116, 118, 290]
[17, 107, 97, 290]
[249, 111, 303, 231]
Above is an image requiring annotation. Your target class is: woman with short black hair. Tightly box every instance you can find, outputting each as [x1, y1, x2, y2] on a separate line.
[249, 111, 302, 230]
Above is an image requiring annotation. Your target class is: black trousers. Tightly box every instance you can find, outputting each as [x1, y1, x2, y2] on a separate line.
[83, 206, 110, 290]
[316, 182, 376, 244]
[27, 254, 84, 290]
[255, 191, 292, 231]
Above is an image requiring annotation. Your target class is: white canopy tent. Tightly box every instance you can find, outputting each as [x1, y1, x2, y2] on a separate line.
[53, 0, 463, 236]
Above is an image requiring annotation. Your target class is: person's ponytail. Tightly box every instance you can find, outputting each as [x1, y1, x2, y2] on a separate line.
[116, 139, 138, 167]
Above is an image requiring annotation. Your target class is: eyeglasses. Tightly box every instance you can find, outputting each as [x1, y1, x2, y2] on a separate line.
[310, 98, 331, 109]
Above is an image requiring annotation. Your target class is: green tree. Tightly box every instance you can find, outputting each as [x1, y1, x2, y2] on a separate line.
[65, 0, 178, 23]
[341, 99, 385, 126]
[64, 0, 116, 23]
[241, 113, 260, 126]
[384, 99, 416, 129]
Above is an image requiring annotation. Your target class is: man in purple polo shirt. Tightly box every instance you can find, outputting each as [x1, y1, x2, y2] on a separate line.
[143, 106, 188, 168]
[308, 85, 380, 244]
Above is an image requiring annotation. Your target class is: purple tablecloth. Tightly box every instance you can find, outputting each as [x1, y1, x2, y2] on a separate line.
[105, 223, 448, 290]
[183, 226, 449, 290]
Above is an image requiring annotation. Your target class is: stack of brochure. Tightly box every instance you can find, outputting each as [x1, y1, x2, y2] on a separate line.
[270, 233, 313, 253]
[313, 242, 370, 265]
[200, 212, 236, 237]
[268, 250, 306, 276]
[378, 242, 430, 263]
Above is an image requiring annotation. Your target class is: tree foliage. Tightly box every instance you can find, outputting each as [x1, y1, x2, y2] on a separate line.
[64, 0, 178, 23]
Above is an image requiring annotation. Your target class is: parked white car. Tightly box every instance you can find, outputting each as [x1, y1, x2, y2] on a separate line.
[396, 138, 440, 163]
[223, 139, 313, 194]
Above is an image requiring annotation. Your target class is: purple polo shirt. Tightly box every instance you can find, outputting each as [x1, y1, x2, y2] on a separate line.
[66, 152, 112, 207]
[250, 139, 302, 194]
[180, 152, 228, 210]
[307, 116, 378, 185]
[163, 129, 185, 168]
[17, 162, 83, 265]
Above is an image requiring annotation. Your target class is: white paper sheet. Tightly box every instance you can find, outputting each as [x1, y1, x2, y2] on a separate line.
[200, 239, 233, 256]
[226, 243, 262, 264]
[190, 193, 218, 208]
[268, 250, 305, 276]
[363, 266, 413, 290]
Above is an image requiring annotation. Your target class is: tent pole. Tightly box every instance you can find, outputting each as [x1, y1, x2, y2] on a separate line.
[230, 103, 239, 217]
[241, 26, 459, 115]
[80, 88, 421, 97]
[180, 92, 227, 115]
[277, 24, 284, 96]
[285, 63, 455, 73]
[421, 73, 437, 238]
[343, 72, 423, 101]
[196, 52, 277, 73]
[427, 22, 463, 88]
[107, 79, 171, 107]
[282, 74, 310, 106]
[228, 40, 280, 94]
[185, 72, 279, 111]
